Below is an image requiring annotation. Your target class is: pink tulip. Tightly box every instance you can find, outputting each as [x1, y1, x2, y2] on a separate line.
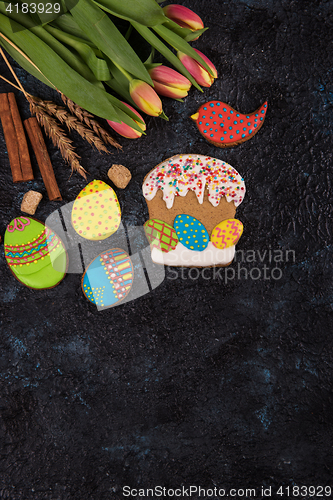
[107, 102, 146, 139]
[148, 66, 191, 99]
[129, 79, 162, 117]
[177, 49, 217, 87]
[163, 4, 204, 31]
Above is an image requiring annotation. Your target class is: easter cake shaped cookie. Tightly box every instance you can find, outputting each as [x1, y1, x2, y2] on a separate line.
[4, 216, 67, 289]
[143, 154, 245, 267]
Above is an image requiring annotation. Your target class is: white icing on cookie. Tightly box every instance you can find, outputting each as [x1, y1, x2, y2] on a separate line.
[151, 241, 235, 267]
[143, 154, 246, 209]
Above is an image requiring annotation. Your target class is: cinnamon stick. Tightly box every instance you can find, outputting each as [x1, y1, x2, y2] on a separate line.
[7, 93, 34, 181]
[24, 117, 62, 201]
[0, 93, 23, 182]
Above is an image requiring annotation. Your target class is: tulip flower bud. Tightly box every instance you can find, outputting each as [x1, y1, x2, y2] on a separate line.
[129, 79, 163, 117]
[177, 49, 217, 87]
[163, 4, 204, 32]
[148, 66, 191, 99]
[107, 102, 146, 139]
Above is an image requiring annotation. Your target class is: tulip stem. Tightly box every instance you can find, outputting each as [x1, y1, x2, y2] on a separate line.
[113, 61, 133, 82]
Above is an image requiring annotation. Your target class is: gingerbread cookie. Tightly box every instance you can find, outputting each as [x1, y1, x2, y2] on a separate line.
[191, 101, 267, 147]
[108, 164, 131, 189]
[142, 154, 246, 267]
[71, 180, 121, 240]
[4, 216, 67, 289]
[82, 248, 133, 308]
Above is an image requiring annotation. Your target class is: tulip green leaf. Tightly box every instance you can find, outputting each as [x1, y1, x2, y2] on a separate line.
[44, 25, 111, 81]
[105, 63, 140, 112]
[51, 13, 94, 43]
[131, 21, 203, 92]
[0, 2, 35, 28]
[65, 0, 153, 85]
[0, 36, 52, 88]
[162, 19, 193, 39]
[144, 48, 155, 65]
[0, 3, 100, 84]
[106, 78, 136, 108]
[0, 13, 122, 121]
[185, 28, 208, 42]
[153, 25, 214, 76]
[32, 27, 100, 84]
[144, 63, 162, 71]
[162, 20, 208, 42]
[91, 0, 166, 27]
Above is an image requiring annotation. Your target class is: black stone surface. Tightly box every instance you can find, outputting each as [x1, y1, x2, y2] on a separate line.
[1, 1, 333, 499]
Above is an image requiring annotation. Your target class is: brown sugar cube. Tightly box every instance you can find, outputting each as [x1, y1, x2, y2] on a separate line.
[21, 190, 43, 215]
[108, 164, 131, 189]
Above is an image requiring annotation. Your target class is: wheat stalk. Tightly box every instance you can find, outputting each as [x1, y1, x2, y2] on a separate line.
[27, 96, 87, 179]
[0, 44, 121, 177]
[30, 96, 112, 155]
[60, 93, 122, 150]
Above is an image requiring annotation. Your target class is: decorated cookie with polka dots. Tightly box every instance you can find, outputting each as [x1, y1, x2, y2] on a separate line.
[173, 215, 209, 252]
[191, 101, 267, 147]
[71, 180, 121, 240]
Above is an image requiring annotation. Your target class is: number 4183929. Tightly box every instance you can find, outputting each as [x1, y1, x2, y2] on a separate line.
[276, 485, 332, 497]
[5, 3, 61, 14]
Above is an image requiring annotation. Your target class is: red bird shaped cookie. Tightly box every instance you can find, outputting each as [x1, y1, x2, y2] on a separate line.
[191, 100, 267, 147]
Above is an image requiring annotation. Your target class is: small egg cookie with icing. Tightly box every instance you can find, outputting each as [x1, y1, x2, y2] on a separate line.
[191, 101, 267, 147]
[82, 248, 133, 309]
[4, 216, 67, 289]
[71, 180, 121, 241]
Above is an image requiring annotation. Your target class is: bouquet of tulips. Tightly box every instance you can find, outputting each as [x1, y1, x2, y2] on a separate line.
[0, 0, 217, 138]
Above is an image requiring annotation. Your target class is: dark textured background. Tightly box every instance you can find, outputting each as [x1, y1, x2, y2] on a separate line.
[1, 1, 333, 499]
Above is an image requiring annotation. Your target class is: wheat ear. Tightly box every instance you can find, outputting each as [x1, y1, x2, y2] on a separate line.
[30, 96, 111, 155]
[60, 93, 122, 150]
[27, 96, 87, 179]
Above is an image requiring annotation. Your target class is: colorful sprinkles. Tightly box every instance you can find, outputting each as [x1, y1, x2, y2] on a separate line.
[143, 154, 245, 209]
